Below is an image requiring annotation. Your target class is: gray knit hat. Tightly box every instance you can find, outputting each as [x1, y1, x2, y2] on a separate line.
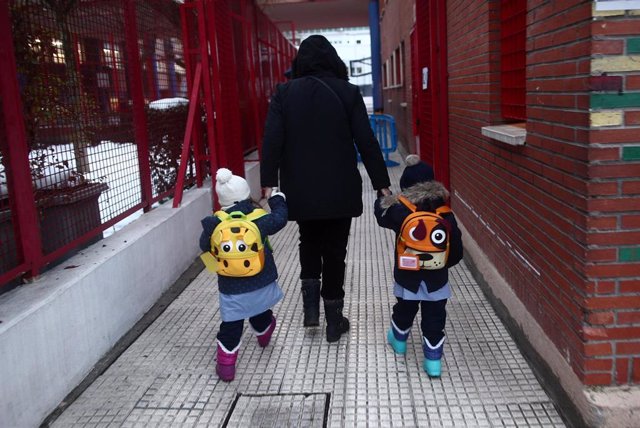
[399, 155, 435, 190]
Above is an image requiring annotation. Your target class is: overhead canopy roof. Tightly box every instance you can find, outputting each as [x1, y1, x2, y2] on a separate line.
[256, 0, 371, 33]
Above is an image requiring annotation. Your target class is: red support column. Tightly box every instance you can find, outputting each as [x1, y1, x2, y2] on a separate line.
[180, 1, 205, 187]
[245, 21, 263, 159]
[431, 0, 449, 190]
[123, 0, 153, 211]
[199, 0, 220, 208]
[0, 0, 43, 276]
[172, 63, 202, 208]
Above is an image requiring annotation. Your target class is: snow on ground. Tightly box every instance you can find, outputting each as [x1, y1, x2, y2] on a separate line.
[148, 97, 189, 110]
[1, 141, 144, 237]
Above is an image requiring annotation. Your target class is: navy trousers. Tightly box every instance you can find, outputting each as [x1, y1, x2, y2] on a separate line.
[391, 297, 447, 344]
[217, 309, 272, 350]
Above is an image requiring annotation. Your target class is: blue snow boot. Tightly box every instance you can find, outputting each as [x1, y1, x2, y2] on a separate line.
[387, 321, 411, 355]
[422, 336, 445, 377]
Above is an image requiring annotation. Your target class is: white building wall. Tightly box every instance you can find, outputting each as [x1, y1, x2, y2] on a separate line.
[288, 28, 373, 88]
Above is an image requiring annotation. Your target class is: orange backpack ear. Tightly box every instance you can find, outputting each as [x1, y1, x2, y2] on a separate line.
[435, 206, 452, 215]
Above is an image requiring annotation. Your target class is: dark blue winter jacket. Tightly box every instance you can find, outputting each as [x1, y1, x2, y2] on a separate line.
[374, 181, 463, 294]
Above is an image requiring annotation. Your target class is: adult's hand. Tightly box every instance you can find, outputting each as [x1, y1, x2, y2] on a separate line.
[262, 187, 273, 199]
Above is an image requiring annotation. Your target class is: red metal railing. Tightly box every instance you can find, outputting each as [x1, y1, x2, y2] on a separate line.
[173, 0, 295, 207]
[0, 0, 295, 288]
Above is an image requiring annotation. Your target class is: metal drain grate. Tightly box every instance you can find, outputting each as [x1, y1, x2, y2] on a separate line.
[222, 393, 330, 428]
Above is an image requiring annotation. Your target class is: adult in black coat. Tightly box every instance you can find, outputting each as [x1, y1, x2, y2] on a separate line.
[260, 35, 391, 343]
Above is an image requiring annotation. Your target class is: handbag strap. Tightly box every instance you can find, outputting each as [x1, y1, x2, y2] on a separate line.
[308, 75, 349, 119]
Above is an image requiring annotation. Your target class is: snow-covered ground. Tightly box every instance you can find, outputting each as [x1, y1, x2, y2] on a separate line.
[1, 96, 193, 241]
[1, 141, 144, 238]
[148, 97, 188, 110]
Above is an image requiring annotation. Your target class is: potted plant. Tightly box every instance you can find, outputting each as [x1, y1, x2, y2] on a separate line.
[0, 2, 109, 275]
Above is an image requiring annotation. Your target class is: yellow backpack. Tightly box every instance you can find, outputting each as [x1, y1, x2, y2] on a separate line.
[396, 196, 451, 271]
[200, 209, 268, 277]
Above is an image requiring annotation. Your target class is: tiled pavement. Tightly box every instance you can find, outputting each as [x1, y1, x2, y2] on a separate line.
[51, 157, 567, 427]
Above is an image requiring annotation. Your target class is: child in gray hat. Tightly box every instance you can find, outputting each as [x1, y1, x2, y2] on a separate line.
[374, 155, 463, 377]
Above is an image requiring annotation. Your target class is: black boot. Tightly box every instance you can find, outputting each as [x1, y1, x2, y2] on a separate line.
[301, 279, 320, 327]
[324, 299, 350, 342]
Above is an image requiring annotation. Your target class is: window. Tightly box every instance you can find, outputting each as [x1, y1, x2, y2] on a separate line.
[500, 0, 526, 121]
[102, 42, 123, 69]
[32, 38, 65, 64]
[52, 39, 65, 64]
[383, 45, 404, 89]
[76, 40, 85, 64]
[394, 43, 404, 87]
[382, 61, 388, 88]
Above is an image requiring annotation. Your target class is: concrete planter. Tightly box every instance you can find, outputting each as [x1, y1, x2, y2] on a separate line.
[0, 182, 108, 275]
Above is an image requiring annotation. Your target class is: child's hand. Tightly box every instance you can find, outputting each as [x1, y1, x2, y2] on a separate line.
[377, 188, 392, 198]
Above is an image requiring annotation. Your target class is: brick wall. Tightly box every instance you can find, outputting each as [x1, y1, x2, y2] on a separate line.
[448, 0, 601, 384]
[379, 0, 415, 152]
[587, 7, 640, 386]
[382, 0, 639, 388]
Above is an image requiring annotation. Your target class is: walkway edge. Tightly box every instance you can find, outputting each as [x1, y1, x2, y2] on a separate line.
[460, 222, 590, 428]
[0, 186, 211, 428]
[41, 258, 204, 427]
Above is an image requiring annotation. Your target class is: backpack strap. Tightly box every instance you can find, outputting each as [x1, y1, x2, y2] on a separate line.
[246, 208, 272, 250]
[397, 195, 417, 212]
[213, 210, 227, 219]
[245, 208, 268, 221]
[213, 208, 268, 222]
[308, 76, 349, 119]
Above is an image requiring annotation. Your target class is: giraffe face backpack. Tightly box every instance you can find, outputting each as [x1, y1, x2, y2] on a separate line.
[200, 209, 268, 277]
[396, 196, 451, 271]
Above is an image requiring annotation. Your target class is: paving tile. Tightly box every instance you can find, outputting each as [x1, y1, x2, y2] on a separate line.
[52, 157, 566, 427]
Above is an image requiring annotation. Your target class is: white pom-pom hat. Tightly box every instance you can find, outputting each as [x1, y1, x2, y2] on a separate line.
[215, 168, 250, 207]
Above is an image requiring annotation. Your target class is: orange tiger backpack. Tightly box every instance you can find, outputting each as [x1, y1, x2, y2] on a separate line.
[396, 196, 452, 271]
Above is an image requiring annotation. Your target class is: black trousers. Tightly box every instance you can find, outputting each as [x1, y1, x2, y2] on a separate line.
[297, 218, 352, 300]
[391, 297, 447, 344]
[217, 309, 272, 350]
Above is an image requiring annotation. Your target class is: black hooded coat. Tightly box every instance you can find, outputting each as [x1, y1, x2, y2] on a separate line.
[260, 35, 391, 221]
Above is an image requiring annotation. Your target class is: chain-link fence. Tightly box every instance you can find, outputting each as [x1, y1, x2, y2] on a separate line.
[1, 0, 295, 288]
[1, 0, 193, 285]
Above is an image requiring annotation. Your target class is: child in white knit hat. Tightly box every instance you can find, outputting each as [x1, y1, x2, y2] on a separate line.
[199, 168, 287, 381]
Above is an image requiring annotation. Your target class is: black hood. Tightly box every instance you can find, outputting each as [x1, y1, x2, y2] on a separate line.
[291, 35, 348, 80]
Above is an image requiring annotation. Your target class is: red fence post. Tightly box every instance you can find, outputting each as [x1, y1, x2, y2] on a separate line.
[205, 0, 226, 173]
[245, 18, 263, 159]
[0, 0, 43, 277]
[197, 0, 219, 208]
[123, 0, 153, 212]
[180, 2, 206, 188]
[172, 63, 202, 208]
